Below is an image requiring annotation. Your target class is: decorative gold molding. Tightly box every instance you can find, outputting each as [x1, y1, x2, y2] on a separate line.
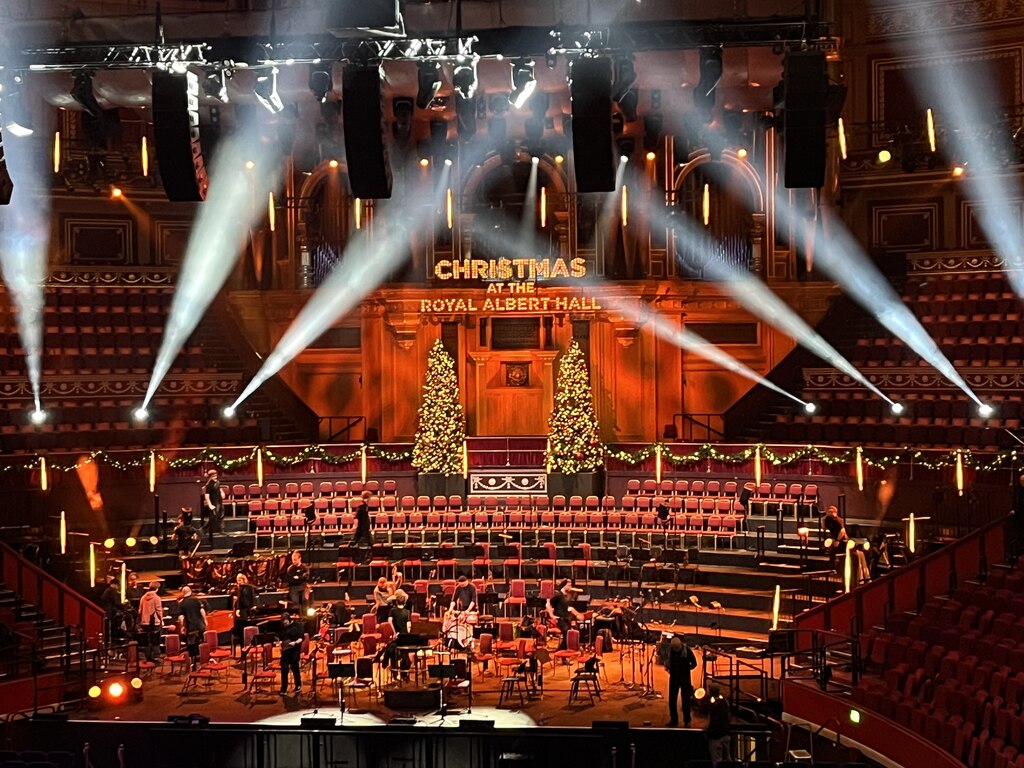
[868, 0, 1024, 39]
[804, 366, 1024, 390]
[0, 373, 242, 400]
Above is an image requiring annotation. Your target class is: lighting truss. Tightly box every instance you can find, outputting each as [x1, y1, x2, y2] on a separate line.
[23, 43, 211, 71]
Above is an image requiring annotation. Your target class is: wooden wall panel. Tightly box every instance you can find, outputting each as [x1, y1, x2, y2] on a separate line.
[63, 215, 134, 265]
[871, 202, 939, 252]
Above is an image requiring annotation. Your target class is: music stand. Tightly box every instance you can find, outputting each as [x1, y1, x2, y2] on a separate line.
[428, 662, 460, 718]
[327, 661, 356, 720]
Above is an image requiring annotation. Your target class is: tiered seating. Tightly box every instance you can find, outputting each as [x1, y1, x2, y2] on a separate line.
[770, 273, 1024, 449]
[242, 477, 762, 550]
[0, 285, 267, 450]
[852, 568, 1024, 767]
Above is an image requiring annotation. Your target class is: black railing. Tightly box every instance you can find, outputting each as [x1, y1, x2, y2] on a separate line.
[670, 412, 726, 442]
[318, 415, 366, 443]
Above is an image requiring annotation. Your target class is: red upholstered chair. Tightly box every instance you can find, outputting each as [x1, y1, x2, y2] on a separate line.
[553, 629, 581, 675]
[505, 578, 527, 617]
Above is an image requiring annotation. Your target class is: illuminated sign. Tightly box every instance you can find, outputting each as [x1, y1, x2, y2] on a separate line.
[433, 257, 587, 281]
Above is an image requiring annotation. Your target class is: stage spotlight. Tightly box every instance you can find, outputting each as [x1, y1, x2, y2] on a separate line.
[203, 69, 229, 103]
[803, 402, 817, 414]
[508, 59, 537, 109]
[453, 62, 478, 100]
[952, 165, 965, 177]
[4, 78, 34, 137]
[645, 151, 656, 161]
[29, 408, 47, 425]
[103, 538, 115, 550]
[849, 708, 861, 724]
[328, 159, 339, 169]
[130, 677, 143, 690]
[88, 685, 101, 699]
[222, 405, 236, 419]
[245, 160, 255, 170]
[132, 407, 149, 423]
[444, 158, 453, 167]
[148, 536, 159, 546]
[693, 687, 707, 700]
[419, 157, 430, 167]
[611, 57, 637, 102]
[309, 65, 332, 103]
[891, 402, 905, 416]
[125, 537, 137, 548]
[71, 70, 103, 118]
[737, 147, 748, 159]
[877, 148, 892, 164]
[416, 61, 441, 109]
[111, 187, 122, 199]
[978, 403, 995, 418]
[694, 47, 723, 115]
[254, 67, 284, 114]
[554, 154, 564, 164]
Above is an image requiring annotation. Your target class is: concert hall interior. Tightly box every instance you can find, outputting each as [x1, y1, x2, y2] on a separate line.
[0, 1, 1023, 767]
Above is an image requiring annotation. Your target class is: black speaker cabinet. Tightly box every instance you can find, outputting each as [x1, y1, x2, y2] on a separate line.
[0, 129, 12, 205]
[783, 50, 827, 189]
[569, 57, 615, 193]
[152, 70, 208, 202]
[342, 64, 393, 199]
[382, 686, 441, 710]
[326, 0, 401, 30]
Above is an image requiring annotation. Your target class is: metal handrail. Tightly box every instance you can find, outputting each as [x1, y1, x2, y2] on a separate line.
[318, 415, 366, 443]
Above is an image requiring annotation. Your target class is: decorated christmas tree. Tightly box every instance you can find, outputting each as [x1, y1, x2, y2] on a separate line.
[546, 340, 604, 473]
[412, 339, 466, 476]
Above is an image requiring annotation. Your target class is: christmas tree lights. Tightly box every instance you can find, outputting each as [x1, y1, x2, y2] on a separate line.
[412, 340, 467, 476]
[546, 340, 604, 473]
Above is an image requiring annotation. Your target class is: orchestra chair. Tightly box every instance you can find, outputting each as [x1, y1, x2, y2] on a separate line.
[475, 633, 495, 677]
[505, 579, 527, 618]
[497, 640, 530, 707]
[180, 643, 218, 694]
[335, 549, 357, 587]
[435, 544, 457, 580]
[348, 655, 379, 708]
[163, 633, 191, 676]
[502, 542, 523, 581]
[568, 659, 600, 705]
[238, 625, 258, 657]
[360, 613, 382, 647]
[571, 543, 592, 584]
[552, 629, 581, 677]
[251, 643, 278, 697]
[126, 640, 156, 678]
[368, 546, 390, 581]
[538, 542, 559, 583]
[205, 629, 232, 662]
[472, 543, 491, 578]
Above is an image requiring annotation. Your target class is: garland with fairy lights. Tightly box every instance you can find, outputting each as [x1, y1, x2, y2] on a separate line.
[3, 443, 1021, 478]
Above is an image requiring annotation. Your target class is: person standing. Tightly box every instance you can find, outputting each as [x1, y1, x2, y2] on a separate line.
[203, 469, 224, 547]
[138, 580, 164, 663]
[822, 505, 848, 570]
[373, 576, 394, 622]
[233, 573, 257, 648]
[453, 574, 478, 613]
[277, 611, 305, 695]
[284, 550, 311, 612]
[706, 686, 732, 766]
[352, 490, 374, 550]
[665, 636, 697, 727]
[546, 579, 583, 649]
[174, 514, 199, 556]
[388, 590, 411, 635]
[178, 586, 207, 670]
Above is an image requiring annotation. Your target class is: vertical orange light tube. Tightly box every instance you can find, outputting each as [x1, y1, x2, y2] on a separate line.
[141, 136, 149, 177]
[621, 185, 628, 226]
[754, 446, 762, 488]
[40, 457, 48, 491]
[539, 186, 547, 228]
[844, 541, 853, 593]
[702, 183, 710, 226]
[838, 117, 848, 160]
[955, 450, 964, 496]
[360, 444, 367, 484]
[354, 198, 362, 230]
[771, 584, 780, 630]
[60, 511, 67, 555]
[908, 513, 916, 554]
[446, 188, 453, 230]
[89, 542, 96, 588]
[856, 446, 864, 491]
[120, 562, 127, 604]
[462, 441, 469, 479]
[53, 131, 61, 173]
[268, 192, 276, 232]
[655, 444, 662, 484]
[256, 448, 264, 487]
[926, 108, 936, 153]
[148, 450, 156, 493]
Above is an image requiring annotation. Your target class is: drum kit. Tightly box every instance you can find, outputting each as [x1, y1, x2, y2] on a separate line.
[441, 609, 477, 651]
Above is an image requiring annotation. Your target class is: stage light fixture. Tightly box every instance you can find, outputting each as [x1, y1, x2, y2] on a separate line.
[328, 159, 339, 169]
[419, 157, 430, 167]
[245, 160, 255, 170]
[694, 47, 723, 115]
[222, 405, 236, 419]
[737, 147, 748, 159]
[645, 151, 656, 161]
[309, 65, 333, 103]
[554, 154, 564, 164]
[254, 67, 284, 114]
[29, 408, 47, 425]
[71, 70, 103, 118]
[803, 402, 817, 414]
[416, 61, 442, 110]
[132, 407, 149, 423]
[453, 61, 478, 100]
[4, 86, 33, 137]
[611, 57, 637, 102]
[849, 708, 861, 724]
[877, 148, 892, 164]
[103, 538, 115, 550]
[951, 165, 965, 177]
[88, 685, 102, 699]
[125, 537, 137, 548]
[890, 402, 905, 416]
[978, 403, 995, 418]
[508, 59, 537, 109]
[203, 69, 229, 103]
[111, 187, 122, 199]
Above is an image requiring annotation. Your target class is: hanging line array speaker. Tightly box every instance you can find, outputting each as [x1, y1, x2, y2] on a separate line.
[0, 126, 12, 205]
[569, 57, 616, 193]
[152, 70, 208, 202]
[343, 64, 393, 199]
[783, 50, 827, 189]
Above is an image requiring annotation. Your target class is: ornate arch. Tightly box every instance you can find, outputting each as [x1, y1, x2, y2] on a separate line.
[298, 159, 350, 202]
[671, 150, 765, 213]
[461, 149, 569, 199]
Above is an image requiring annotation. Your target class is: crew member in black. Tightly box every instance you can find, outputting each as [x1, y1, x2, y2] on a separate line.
[233, 573, 256, 647]
[822, 505, 848, 570]
[277, 612, 306, 695]
[99, 576, 121, 619]
[352, 490, 374, 550]
[174, 513, 199, 555]
[284, 550, 311, 612]
[388, 590, 411, 635]
[178, 586, 207, 670]
[665, 636, 698, 727]
[706, 685, 733, 766]
[546, 579, 583, 649]
[453, 575, 477, 612]
[202, 469, 224, 547]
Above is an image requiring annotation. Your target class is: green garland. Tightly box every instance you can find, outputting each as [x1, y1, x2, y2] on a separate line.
[4, 443, 1018, 476]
